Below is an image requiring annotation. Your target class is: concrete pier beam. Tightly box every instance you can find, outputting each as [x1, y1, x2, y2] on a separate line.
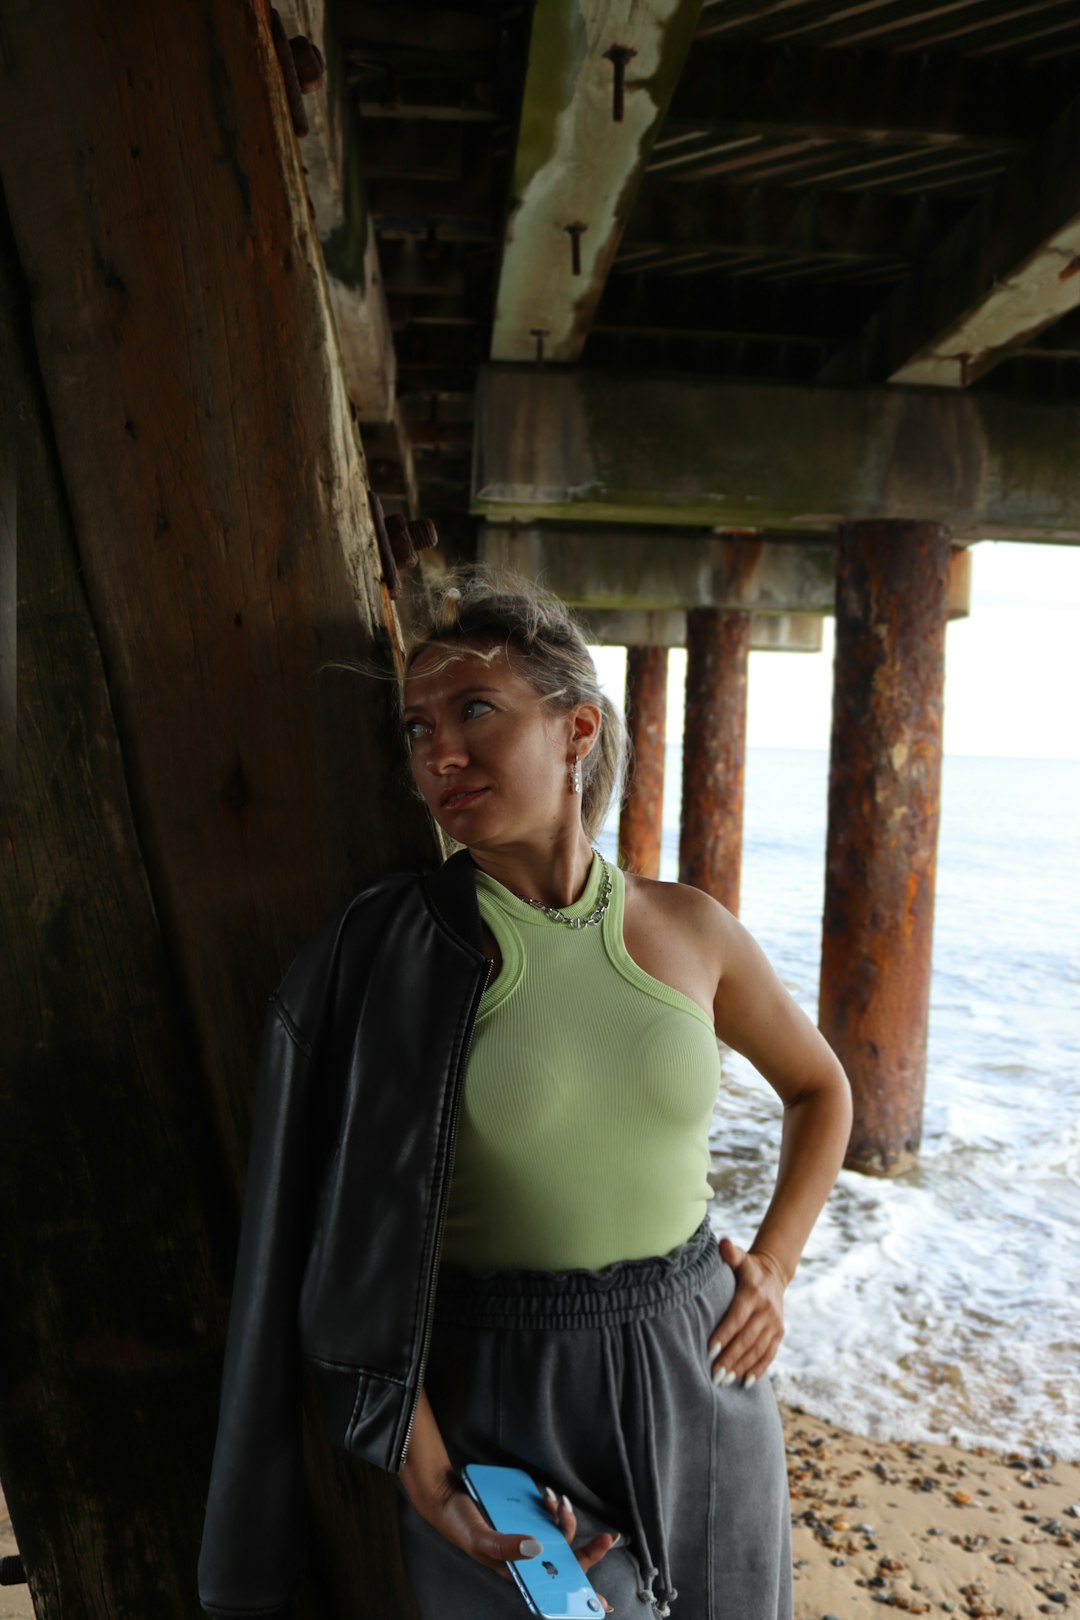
[619, 647, 669, 880]
[820, 521, 952, 1176]
[579, 607, 824, 651]
[679, 609, 751, 916]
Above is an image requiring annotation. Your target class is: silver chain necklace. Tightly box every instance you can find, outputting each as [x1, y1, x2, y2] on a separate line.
[515, 852, 612, 930]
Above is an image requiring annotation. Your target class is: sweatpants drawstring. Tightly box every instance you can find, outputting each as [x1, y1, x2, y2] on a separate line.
[602, 1321, 678, 1615]
[632, 1320, 678, 1616]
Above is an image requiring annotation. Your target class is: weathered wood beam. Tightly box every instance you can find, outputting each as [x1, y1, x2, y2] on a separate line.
[579, 607, 825, 649]
[357, 120, 464, 182]
[361, 400, 420, 519]
[356, 95, 500, 125]
[473, 366, 1080, 538]
[0, 3, 438, 1615]
[337, 3, 498, 58]
[368, 176, 496, 241]
[819, 92, 1080, 388]
[621, 179, 957, 274]
[600, 273, 849, 344]
[663, 39, 1048, 152]
[480, 524, 837, 610]
[491, 0, 704, 363]
[0, 197, 239, 1620]
[278, 0, 397, 420]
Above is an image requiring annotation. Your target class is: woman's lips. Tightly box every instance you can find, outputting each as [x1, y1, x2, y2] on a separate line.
[441, 788, 489, 811]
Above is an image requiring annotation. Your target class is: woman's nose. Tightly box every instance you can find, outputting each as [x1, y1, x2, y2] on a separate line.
[422, 725, 468, 773]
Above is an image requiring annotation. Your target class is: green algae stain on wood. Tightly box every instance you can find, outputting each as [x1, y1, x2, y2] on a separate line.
[321, 117, 369, 295]
[510, 0, 589, 209]
[493, 0, 704, 362]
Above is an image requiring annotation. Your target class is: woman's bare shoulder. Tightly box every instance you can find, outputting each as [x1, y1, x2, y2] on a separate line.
[622, 869, 737, 954]
[623, 867, 731, 920]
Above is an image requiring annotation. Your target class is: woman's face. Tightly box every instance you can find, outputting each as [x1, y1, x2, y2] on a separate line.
[402, 641, 593, 849]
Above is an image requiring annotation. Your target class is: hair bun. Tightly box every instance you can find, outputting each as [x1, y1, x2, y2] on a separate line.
[434, 585, 463, 631]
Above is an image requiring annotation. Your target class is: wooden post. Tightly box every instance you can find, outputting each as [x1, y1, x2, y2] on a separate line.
[619, 646, 668, 878]
[0, 190, 245, 1620]
[0, 8, 435, 1617]
[820, 521, 951, 1176]
[678, 608, 750, 915]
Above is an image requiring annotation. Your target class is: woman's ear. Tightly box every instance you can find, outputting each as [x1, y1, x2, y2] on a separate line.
[570, 701, 603, 759]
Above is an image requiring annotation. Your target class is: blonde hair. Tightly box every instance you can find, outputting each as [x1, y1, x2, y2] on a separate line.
[401, 565, 627, 843]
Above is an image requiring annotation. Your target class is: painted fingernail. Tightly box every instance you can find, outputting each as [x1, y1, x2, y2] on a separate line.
[560, 1493, 572, 1514]
[520, 1537, 543, 1558]
[744, 1374, 757, 1389]
[543, 1486, 558, 1504]
[708, 1344, 722, 1365]
[610, 1531, 621, 1545]
[711, 1363, 727, 1385]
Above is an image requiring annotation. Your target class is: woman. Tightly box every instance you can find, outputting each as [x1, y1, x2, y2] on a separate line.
[390, 566, 852, 1620]
[196, 564, 852, 1620]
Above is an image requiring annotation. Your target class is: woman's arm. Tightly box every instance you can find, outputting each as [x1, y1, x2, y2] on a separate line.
[706, 908, 853, 1384]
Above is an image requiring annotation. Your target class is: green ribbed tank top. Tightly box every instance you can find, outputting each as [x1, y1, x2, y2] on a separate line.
[439, 851, 722, 1270]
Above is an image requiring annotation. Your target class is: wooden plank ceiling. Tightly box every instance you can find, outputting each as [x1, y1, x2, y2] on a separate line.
[335, 0, 1080, 549]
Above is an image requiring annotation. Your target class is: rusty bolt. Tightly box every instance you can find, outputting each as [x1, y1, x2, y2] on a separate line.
[290, 36, 325, 94]
[564, 221, 588, 276]
[369, 491, 400, 598]
[530, 328, 549, 367]
[386, 514, 418, 569]
[270, 9, 308, 136]
[602, 44, 637, 123]
[407, 517, 439, 554]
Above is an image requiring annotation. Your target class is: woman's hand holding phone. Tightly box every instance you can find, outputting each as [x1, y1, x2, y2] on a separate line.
[538, 1487, 617, 1612]
[399, 1388, 614, 1610]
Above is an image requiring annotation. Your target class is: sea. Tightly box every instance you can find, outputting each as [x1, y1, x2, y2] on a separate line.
[596, 747, 1080, 1462]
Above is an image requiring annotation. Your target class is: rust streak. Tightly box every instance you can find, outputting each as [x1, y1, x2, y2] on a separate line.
[820, 521, 951, 1176]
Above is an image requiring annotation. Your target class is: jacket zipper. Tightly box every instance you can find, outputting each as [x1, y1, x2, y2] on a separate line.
[396, 956, 491, 1470]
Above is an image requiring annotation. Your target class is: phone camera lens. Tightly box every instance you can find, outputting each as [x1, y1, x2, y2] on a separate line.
[587, 1601, 602, 1613]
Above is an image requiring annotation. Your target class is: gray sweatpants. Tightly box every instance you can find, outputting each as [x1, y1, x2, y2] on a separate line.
[396, 1218, 792, 1620]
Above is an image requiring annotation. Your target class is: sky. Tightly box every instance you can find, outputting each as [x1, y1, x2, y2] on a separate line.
[589, 540, 1080, 761]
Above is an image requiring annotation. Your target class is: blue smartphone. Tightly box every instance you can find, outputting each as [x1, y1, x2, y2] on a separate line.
[461, 1464, 607, 1618]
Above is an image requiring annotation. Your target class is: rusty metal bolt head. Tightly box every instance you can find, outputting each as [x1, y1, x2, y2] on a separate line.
[386, 513, 418, 569]
[407, 518, 439, 553]
[290, 36, 325, 94]
[270, 9, 308, 136]
[369, 491, 400, 597]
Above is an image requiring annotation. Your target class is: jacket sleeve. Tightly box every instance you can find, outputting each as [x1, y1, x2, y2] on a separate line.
[197, 992, 316, 1617]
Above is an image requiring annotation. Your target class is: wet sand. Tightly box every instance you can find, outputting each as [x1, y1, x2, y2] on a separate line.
[3, 1409, 1078, 1617]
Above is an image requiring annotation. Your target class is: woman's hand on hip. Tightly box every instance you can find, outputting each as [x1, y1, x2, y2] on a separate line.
[707, 1236, 787, 1386]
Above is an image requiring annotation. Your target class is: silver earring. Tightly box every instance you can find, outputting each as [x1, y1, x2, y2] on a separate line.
[569, 755, 582, 795]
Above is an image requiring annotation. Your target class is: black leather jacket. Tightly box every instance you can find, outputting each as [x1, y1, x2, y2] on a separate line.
[197, 847, 489, 1617]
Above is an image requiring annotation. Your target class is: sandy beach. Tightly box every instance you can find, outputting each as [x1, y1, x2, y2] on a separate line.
[783, 1405, 1080, 1619]
[2, 1405, 1078, 1617]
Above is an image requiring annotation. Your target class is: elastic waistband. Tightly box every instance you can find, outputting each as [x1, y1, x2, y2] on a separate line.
[432, 1217, 719, 1330]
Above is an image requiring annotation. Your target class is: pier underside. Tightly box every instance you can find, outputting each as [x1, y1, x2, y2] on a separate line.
[3, 1, 1080, 1616]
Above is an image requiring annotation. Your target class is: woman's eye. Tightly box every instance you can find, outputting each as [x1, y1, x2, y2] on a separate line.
[463, 698, 494, 720]
[403, 720, 425, 743]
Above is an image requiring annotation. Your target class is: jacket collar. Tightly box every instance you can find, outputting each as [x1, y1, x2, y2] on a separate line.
[420, 846, 486, 959]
